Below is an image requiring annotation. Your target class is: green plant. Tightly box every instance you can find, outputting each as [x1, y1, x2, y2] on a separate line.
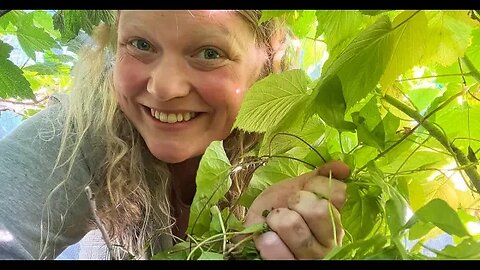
[1, 10, 479, 260]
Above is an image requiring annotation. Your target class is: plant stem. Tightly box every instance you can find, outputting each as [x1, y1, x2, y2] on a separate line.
[383, 94, 480, 193]
[462, 56, 480, 82]
[85, 186, 117, 260]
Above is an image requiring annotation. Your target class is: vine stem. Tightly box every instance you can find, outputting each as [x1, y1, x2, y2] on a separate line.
[462, 56, 480, 82]
[383, 92, 480, 193]
[85, 186, 117, 260]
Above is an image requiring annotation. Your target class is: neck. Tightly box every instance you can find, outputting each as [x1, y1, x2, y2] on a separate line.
[169, 155, 202, 206]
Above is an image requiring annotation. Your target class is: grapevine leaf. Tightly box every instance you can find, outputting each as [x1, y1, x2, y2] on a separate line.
[437, 238, 480, 259]
[53, 10, 115, 42]
[414, 198, 469, 237]
[322, 15, 394, 110]
[422, 11, 476, 66]
[151, 241, 190, 260]
[385, 196, 408, 237]
[379, 11, 429, 87]
[465, 27, 480, 75]
[0, 10, 24, 30]
[31, 10, 60, 39]
[360, 10, 389, 16]
[0, 42, 34, 99]
[198, 251, 224, 260]
[342, 183, 382, 240]
[324, 235, 387, 260]
[315, 10, 364, 50]
[258, 104, 325, 157]
[234, 69, 311, 133]
[290, 10, 316, 39]
[0, 39, 13, 58]
[188, 141, 231, 236]
[309, 75, 356, 131]
[24, 61, 71, 76]
[258, 10, 292, 24]
[352, 96, 385, 149]
[16, 14, 59, 60]
[408, 219, 435, 240]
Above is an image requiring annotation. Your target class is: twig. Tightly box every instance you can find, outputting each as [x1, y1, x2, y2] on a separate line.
[85, 186, 117, 260]
[462, 56, 480, 82]
[0, 96, 49, 105]
[395, 73, 472, 82]
[383, 93, 480, 193]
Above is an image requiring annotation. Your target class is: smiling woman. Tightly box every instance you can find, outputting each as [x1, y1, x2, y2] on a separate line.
[0, 10, 349, 260]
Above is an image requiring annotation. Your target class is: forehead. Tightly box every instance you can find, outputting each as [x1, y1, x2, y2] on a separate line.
[118, 10, 253, 37]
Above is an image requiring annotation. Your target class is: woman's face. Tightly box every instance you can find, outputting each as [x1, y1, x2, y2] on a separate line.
[114, 11, 267, 163]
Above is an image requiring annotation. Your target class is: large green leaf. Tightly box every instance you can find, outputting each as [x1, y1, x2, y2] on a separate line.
[53, 10, 115, 42]
[258, 103, 325, 157]
[315, 10, 364, 51]
[322, 15, 394, 110]
[31, 10, 60, 39]
[310, 75, 356, 131]
[0, 10, 25, 30]
[0, 39, 12, 58]
[352, 96, 385, 149]
[342, 183, 382, 240]
[188, 141, 232, 236]
[0, 41, 33, 99]
[423, 11, 476, 66]
[16, 14, 59, 60]
[437, 238, 480, 259]
[414, 198, 469, 237]
[464, 27, 480, 76]
[379, 11, 429, 87]
[234, 69, 311, 133]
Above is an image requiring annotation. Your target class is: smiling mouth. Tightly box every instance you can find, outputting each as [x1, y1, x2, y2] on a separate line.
[148, 108, 200, 124]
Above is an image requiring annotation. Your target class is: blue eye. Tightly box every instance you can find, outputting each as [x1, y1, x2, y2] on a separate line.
[201, 48, 221, 59]
[130, 39, 151, 51]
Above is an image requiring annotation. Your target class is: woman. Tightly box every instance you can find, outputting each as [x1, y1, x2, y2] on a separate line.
[0, 10, 348, 260]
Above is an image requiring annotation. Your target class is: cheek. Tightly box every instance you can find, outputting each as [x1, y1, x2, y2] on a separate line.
[113, 56, 146, 97]
[197, 74, 247, 118]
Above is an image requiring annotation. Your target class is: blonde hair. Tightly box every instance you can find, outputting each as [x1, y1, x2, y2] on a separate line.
[53, 10, 292, 259]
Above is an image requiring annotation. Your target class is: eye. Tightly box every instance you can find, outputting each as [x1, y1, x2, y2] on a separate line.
[202, 48, 221, 59]
[196, 48, 223, 60]
[129, 39, 152, 51]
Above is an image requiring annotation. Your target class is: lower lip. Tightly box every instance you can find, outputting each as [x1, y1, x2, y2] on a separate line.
[143, 107, 202, 131]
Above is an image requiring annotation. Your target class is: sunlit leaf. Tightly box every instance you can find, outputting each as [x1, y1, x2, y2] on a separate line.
[414, 198, 469, 237]
[234, 69, 311, 133]
[315, 10, 364, 50]
[310, 75, 356, 131]
[342, 183, 382, 240]
[323, 15, 394, 110]
[16, 14, 59, 60]
[380, 11, 429, 87]
[188, 141, 231, 236]
[0, 41, 33, 99]
[422, 11, 476, 66]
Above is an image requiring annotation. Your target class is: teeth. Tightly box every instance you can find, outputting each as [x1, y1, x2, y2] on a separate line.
[151, 110, 197, 123]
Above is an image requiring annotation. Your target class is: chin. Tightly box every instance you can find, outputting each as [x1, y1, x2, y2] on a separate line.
[146, 143, 199, 164]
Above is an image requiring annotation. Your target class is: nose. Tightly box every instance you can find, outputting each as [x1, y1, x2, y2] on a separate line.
[147, 55, 191, 101]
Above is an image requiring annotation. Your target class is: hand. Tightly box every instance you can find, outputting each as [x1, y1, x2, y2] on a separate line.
[244, 160, 349, 260]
